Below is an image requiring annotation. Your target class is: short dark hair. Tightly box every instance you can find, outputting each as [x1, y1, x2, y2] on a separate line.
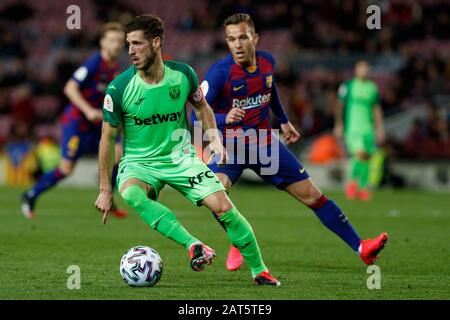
[223, 13, 255, 33]
[124, 14, 165, 43]
[100, 22, 123, 39]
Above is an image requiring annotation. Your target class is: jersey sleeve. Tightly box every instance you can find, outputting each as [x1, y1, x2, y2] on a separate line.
[201, 63, 228, 126]
[185, 65, 199, 93]
[270, 84, 289, 124]
[189, 62, 228, 127]
[71, 54, 100, 88]
[202, 62, 226, 106]
[180, 64, 207, 106]
[102, 83, 122, 127]
[259, 51, 287, 124]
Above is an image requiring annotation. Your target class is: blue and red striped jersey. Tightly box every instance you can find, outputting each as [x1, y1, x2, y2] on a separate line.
[191, 50, 288, 143]
[61, 51, 120, 131]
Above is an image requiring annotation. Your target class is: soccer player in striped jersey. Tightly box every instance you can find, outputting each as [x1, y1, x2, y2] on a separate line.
[191, 13, 388, 271]
[21, 22, 128, 219]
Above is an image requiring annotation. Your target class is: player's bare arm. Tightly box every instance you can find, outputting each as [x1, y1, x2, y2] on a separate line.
[191, 95, 228, 165]
[64, 79, 103, 123]
[373, 104, 385, 144]
[333, 100, 345, 139]
[95, 121, 118, 224]
[226, 107, 246, 124]
[280, 121, 301, 144]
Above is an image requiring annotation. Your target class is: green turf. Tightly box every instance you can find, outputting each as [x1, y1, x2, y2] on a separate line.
[0, 185, 449, 299]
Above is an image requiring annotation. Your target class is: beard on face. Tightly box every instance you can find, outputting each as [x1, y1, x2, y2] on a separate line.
[137, 47, 157, 70]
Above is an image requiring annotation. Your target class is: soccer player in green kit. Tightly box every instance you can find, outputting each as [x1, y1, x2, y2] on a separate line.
[334, 60, 385, 201]
[95, 14, 280, 286]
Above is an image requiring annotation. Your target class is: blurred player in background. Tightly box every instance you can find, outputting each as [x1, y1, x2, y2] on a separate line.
[334, 60, 385, 201]
[96, 14, 280, 286]
[191, 13, 388, 271]
[21, 22, 128, 219]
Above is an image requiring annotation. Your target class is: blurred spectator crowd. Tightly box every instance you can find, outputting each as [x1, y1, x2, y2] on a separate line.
[0, 0, 449, 161]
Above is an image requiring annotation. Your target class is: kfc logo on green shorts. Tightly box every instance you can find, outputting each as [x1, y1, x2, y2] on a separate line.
[188, 170, 216, 188]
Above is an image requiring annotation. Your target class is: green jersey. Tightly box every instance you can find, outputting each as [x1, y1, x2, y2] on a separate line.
[103, 61, 203, 164]
[338, 78, 379, 134]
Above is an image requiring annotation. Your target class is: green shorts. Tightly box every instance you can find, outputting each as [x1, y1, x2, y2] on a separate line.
[116, 152, 226, 206]
[345, 132, 376, 155]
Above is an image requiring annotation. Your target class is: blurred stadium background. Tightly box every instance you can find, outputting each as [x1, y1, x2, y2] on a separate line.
[0, 0, 449, 190]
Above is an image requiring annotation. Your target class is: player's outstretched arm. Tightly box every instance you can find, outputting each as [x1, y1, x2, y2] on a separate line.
[333, 100, 345, 140]
[280, 122, 301, 144]
[269, 84, 299, 144]
[95, 121, 118, 224]
[64, 79, 103, 123]
[373, 104, 385, 145]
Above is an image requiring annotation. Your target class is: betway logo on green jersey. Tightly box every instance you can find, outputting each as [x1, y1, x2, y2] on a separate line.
[134, 111, 182, 126]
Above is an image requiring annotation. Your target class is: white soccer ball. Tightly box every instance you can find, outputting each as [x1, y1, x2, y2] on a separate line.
[119, 246, 163, 287]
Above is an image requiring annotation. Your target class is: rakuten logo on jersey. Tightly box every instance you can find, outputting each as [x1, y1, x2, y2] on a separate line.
[232, 93, 271, 110]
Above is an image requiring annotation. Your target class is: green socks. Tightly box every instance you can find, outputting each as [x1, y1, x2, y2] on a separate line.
[121, 186, 269, 277]
[358, 160, 369, 188]
[219, 207, 267, 277]
[349, 157, 360, 181]
[121, 185, 198, 250]
[350, 157, 370, 189]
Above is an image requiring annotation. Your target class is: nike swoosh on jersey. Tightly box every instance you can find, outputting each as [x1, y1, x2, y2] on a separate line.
[233, 85, 245, 91]
[299, 168, 305, 174]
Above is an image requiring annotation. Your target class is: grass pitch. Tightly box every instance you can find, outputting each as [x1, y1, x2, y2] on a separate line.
[0, 185, 449, 299]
